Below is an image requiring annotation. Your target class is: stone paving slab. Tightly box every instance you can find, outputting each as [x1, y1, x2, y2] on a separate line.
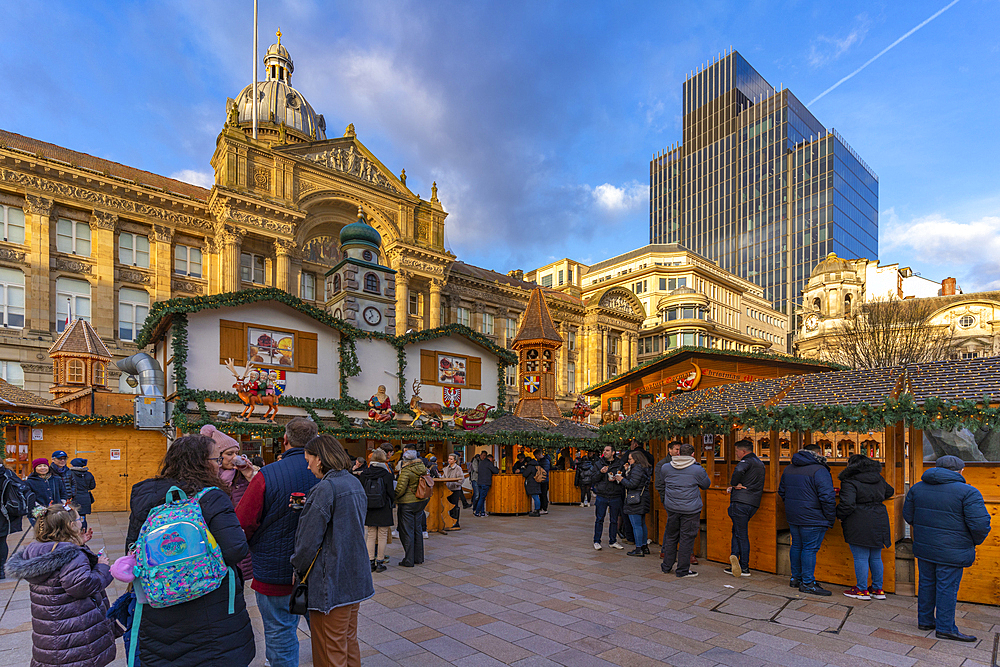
[3, 506, 999, 666]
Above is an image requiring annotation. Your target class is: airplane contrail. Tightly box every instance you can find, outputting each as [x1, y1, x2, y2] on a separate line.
[809, 0, 961, 106]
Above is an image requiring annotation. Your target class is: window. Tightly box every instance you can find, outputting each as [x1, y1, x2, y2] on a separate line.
[93, 362, 107, 386]
[119, 233, 150, 267]
[332, 274, 342, 294]
[300, 272, 316, 300]
[659, 278, 667, 290]
[55, 278, 91, 333]
[118, 288, 149, 342]
[408, 292, 422, 316]
[665, 277, 687, 290]
[961, 351, 979, 359]
[568, 329, 576, 350]
[558, 270, 564, 286]
[363, 273, 380, 294]
[1, 205, 25, 244]
[0, 361, 23, 388]
[568, 269, 573, 283]
[959, 315, 975, 328]
[456, 307, 470, 328]
[568, 361, 576, 393]
[240, 252, 265, 284]
[541, 274, 553, 288]
[482, 312, 494, 335]
[506, 317, 517, 341]
[505, 364, 516, 386]
[68, 359, 85, 384]
[56, 218, 91, 256]
[175, 244, 203, 277]
[0, 267, 25, 328]
[608, 336, 619, 356]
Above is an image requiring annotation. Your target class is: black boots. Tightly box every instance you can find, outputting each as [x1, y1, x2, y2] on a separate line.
[527, 510, 540, 517]
[641, 545, 650, 555]
[371, 559, 387, 573]
[627, 548, 645, 557]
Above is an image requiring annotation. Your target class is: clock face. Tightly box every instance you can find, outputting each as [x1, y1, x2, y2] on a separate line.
[804, 314, 819, 331]
[363, 306, 381, 326]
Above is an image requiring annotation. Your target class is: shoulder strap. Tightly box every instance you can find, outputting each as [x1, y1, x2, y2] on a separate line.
[127, 602, 143, 667]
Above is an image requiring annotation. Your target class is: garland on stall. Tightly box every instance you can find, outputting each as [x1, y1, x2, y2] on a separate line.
[0, 414, 135, 449]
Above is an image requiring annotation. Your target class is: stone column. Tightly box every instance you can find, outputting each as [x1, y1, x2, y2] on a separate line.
[24, 195, 53, 335]
[601, 327, 609, 383]
[274, 239, 295, 294]
[429, 278, 443, 329]
[91, 211, 117, 339]
[216, 226, 244, 293]
[557, 322, 569, 396]
[395, 269, 410, 335]
[151, 225, 174, 302]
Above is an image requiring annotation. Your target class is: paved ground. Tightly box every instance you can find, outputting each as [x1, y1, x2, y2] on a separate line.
[3, 505, 999, 666]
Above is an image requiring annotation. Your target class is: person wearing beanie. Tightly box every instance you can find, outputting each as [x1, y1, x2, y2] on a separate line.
[394, 449, 429, 567]
[904, 455, 992, 642]
[68, 458, 97, 530]
[49, 450, 76, 501]
[25, 459, 68, 524]
[202, 425, 258, 579]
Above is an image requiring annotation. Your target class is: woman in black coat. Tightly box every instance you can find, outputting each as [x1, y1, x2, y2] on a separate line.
[521, 457, 542, 517]
[619, 452, 651, 557]
[836, 454, 894, 601]
[126, 434, 254, 667]
[360, 448, 396, 572]
[24, 459, 67, 511]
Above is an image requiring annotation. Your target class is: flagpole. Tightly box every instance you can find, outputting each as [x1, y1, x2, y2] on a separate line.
[252, 0, 258, 140]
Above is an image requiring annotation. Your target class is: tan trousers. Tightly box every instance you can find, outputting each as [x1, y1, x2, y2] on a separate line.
[309, 603, 361, 667]
[365, 526, 389, 561]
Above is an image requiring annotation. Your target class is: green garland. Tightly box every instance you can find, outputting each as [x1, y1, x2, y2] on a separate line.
[0, 413, 135, 449]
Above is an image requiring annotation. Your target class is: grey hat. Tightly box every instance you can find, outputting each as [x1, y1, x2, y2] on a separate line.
[936, 455, 965, 471]
[403, 450, 418, 460]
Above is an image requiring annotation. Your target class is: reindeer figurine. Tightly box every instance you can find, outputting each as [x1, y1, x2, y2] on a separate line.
[408, 379, 451, 427]
[225, 358, 280, 422]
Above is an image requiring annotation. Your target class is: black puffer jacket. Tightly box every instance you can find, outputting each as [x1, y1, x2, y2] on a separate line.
[521, 459, 542, 496]
[591, 455, 625, 498]
[360, 463, 395, 528]
[68, 467, 96, 514]
[836, 458, 894, 548]
[7, 542, 115, 667]
[620, 463, 651, 515]
[730, 452, 765, 508]
[127, 478, 255, 667]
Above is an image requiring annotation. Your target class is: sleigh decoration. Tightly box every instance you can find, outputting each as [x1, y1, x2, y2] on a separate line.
[453, 402, 494, 431]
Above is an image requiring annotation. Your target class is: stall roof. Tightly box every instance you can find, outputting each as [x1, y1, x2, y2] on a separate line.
[905, 357, 1000, 404]
[0, 379, 64, 414]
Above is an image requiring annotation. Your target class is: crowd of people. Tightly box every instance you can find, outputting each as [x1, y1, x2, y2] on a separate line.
[1, 427, 994, 667]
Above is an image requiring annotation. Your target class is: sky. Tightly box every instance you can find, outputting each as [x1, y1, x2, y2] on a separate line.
[1, 0, 998, 292]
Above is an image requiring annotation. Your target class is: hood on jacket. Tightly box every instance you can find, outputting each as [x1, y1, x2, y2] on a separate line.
[403, 460, 428, 476]
[670, 455, 696, 469]
[838, 457, 883, 483]
[69, 465, 89, 472]
[921, 467, 966, 485]
[7, 542, 80, 581]
[791, 449, 828, 468]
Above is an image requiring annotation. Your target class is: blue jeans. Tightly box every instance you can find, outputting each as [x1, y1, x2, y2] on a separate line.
[729, 501, 758, 571]
[918, 560, 964, 634]
[474, 484, 490, 515]
[849, 544, 884, 590]
[593, 495, 622, 544]
[255, 591, 300, 667]
[529, 494, 540, 510]
[471, 481, 481, 509]
[788, 524, 828, 585]
[628, 514, 647, 547]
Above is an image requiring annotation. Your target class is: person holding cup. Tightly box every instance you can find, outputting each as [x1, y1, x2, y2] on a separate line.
[202, 425, 259, 580]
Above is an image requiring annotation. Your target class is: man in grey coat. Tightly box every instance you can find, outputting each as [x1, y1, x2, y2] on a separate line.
[658, 443, 710, 578]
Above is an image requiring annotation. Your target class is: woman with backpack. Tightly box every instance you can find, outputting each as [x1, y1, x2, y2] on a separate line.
[836, 453, 895, 601]
[521, 455, 543, 517]
[292, 434, 374, 667]
[360, 448, 395, 572]
[575, 453, 595, 507]
[620, 451, 651, 557]
[394, 450, 429, 567]
[8, 502, 116, 667]
[126, 434, 254, 667]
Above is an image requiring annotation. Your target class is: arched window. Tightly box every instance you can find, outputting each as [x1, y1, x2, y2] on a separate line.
[93, 362, 106, 386]
[813, 297, 821, 313]
[844, 294, 852, 316]
[68, 359, 85, 384]
[364, 273, 380, 294]
[333, 274, 342, 294]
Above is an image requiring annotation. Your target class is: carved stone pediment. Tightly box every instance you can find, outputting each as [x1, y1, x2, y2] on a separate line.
[297, 144, 399, 194]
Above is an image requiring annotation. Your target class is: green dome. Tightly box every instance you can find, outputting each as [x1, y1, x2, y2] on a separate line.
[339, 219, 381, 249]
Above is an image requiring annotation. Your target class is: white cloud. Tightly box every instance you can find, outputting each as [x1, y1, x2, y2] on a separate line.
[882, 207, 1000, 290]
[169, 169, 214, 189]
[809, 14, 872, 67]
[592, 180, 646, 214]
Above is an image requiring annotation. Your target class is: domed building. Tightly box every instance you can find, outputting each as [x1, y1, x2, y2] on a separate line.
[324, 207, 396, 333]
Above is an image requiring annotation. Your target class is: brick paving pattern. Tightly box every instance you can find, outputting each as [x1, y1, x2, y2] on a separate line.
[3, 506, 999, 666]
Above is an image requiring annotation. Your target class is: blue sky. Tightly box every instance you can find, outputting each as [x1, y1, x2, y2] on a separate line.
[2, 1, 998, 291]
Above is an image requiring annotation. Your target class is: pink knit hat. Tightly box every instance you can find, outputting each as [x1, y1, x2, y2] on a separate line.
[31, 457, 48, 470]
[200, 424, 241, 454]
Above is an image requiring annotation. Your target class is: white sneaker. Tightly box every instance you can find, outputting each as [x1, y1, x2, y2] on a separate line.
[610, 542, 624, 550]
[647, 538, 653, 545]
[594, 542, 602, 550]
[391, 530, 399, 538]
[585, 501, 590, 507]
[422, 531, 429, 539]
[580, 503, 586, 507]
[540, 510, 549, 515]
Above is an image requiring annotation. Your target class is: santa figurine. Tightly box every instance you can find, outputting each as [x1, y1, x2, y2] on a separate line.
[245, 370, 261, 397]
[368, 385, 396, 424]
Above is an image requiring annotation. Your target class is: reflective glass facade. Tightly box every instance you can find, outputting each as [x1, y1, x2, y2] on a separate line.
[650, 51, 878, 318]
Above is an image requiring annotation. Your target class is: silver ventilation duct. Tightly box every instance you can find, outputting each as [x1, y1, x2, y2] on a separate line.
[117, 353, 165, 397]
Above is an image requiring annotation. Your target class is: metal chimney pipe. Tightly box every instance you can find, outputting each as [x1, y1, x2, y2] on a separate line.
[117, 353, 165, 397]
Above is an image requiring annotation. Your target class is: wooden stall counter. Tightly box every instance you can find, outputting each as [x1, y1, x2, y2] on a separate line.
[548, 470, 578, 504]
[484, 474, 531, 515]
[706, 489, 785, 574]
[425, 477, 465, 533]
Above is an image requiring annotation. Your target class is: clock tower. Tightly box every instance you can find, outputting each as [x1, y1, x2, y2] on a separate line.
[512, 288, 564, 421]
[324, 207, 397, 334]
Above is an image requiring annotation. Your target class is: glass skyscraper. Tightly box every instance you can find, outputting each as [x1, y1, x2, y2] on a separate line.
[650, 50, 878, 323]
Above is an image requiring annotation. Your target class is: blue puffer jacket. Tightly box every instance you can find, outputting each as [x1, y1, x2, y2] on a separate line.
[778, 450, 835, 527]
[903, 467, 992, 567]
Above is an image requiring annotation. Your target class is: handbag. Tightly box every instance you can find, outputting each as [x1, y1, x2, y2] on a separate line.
[625, 488, 642, 506]
[288, 548, 321, 616]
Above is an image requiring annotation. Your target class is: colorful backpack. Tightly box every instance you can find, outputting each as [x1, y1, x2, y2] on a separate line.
[128, 486, 236, 667]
